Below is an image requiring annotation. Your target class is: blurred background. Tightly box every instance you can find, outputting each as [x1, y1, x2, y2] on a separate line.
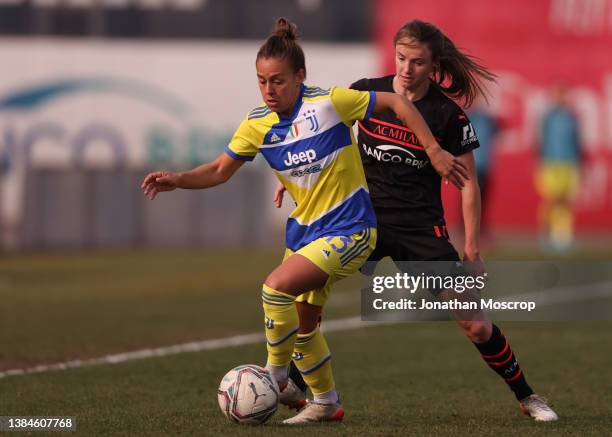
[1, 0, 611, 252]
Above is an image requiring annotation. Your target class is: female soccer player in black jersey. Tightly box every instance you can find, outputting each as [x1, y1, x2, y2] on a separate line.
[278, 20, 558, 422]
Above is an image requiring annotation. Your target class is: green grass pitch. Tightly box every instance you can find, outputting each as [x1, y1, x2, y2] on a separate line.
[1, 248, 611, 436]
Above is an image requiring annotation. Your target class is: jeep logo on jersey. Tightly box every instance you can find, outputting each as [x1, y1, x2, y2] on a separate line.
[284, 149, 317, 166]
[363, 144, 429, 169]
[461, 123, 478, 146]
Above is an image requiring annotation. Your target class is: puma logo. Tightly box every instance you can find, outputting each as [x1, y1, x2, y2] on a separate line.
[248, 382, 267, 403]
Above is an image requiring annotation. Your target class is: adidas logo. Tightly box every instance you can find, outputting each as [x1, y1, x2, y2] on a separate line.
[270, 133, 281, 143]
[322, 250, 331, 258]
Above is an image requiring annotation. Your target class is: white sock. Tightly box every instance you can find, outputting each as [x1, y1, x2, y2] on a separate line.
[265, 363, 288, 388]
[314, 389, 339, 405]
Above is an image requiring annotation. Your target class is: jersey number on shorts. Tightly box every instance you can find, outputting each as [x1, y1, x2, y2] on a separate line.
[325, 236, 353, 254]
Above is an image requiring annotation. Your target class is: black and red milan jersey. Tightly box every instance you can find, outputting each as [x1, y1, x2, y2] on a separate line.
[351, 75, 479, 227]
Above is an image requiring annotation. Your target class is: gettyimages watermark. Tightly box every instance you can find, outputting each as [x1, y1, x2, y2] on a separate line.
[360, 261, 612, 321]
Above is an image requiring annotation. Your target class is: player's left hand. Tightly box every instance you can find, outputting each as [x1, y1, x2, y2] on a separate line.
[428, 147, 469, 189]
[274, 182, 286, 208]
[463, 251, 486, 278]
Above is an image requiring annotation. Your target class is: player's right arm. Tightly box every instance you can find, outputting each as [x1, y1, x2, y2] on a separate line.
[142, 116, 259, 199]
[141, 153, 245, 200]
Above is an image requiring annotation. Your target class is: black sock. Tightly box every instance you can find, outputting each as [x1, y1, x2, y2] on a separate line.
[288, 360, 307, 393]
[474, 324, 534, 400]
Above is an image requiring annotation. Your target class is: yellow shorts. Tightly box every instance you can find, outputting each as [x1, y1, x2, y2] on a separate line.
[535, 163, 579, 201]
[284, 227, 377, 307]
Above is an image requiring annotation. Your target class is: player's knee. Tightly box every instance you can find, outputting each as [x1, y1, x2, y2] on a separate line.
[298, 320, 318, 334]
[297, 311, 319, 334]
[457, 320, 491, 343]
[263, 273, 291, 295]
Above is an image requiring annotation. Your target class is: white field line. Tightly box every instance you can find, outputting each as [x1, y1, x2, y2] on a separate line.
[497, 280, 612, 307]
[2, 281, 611, 380]
[0, 316, 393, 380]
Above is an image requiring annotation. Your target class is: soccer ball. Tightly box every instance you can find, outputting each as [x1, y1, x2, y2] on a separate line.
[217, 364, 279, 424]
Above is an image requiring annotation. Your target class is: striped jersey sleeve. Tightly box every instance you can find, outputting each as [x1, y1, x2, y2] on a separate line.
[225, 117, 259, 161]
[329, 86, 376, 126]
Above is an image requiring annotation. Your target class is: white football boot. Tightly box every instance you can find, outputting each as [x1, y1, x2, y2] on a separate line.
[282, 400, 344, 425]
[278, 378, 307, 411]
[519, 394, 559, 422]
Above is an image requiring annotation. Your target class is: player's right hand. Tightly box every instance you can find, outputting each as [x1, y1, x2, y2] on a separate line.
[428, 147, 469, 189]
[274, 182, 286, 208]
[141, 171, 181, 200]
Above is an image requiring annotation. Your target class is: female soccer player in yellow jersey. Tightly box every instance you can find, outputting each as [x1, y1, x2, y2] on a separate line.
[141, 17, 467, 424]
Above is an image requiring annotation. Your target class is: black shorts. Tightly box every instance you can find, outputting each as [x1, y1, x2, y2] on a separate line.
[368, 221, 460, 263]
[362, 221, 463, 295]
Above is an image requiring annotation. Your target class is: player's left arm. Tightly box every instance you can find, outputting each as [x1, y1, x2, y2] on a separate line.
[457, 151, 482, 264]
[374, 92, 469, 188]
[274, 181, 286, 208]
[444, 109, 484, 271]
[331, 87, 467, 188]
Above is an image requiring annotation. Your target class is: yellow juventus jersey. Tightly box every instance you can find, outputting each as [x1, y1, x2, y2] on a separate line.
[226, 84, 377, 251]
